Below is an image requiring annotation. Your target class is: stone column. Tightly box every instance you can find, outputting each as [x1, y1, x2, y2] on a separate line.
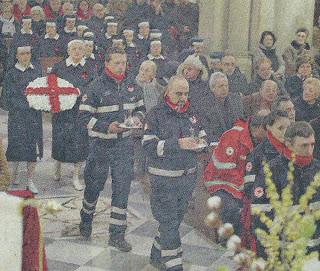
[199, 0, 229, 52]
[227, 0, 252, 79]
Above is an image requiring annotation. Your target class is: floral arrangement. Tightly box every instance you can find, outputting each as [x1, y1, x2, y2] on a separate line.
[25, 74, 80, 113]
[206, 160, 320, 271]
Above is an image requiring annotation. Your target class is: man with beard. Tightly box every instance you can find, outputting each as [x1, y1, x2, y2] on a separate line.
[143, 75, 207, 270]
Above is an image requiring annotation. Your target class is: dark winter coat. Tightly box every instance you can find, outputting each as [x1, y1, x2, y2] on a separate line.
[227, 67, 248, 95]
[86, 16, 105, 35]
[310, 116, 320, 159]
[294, 96, 320, 122]
[247, 74, 286, 96]
[282, 40, 312, 77]
[39, 35, 63, 57]
[252, 155, 320, 255]
[77, 72, 145, 149]
[143, 101, 206, 172]
[32, 20, 45, 37]
[198, 92, 244, 142]
[2, 63, 43, 161]
[7, 31, 40, 70]
[123, 3, 151, 29]
[50, 59, 95, 163]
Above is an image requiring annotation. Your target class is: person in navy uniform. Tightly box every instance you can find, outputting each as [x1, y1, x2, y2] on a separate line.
[123, 27, 142, 75]
[59, 15, 77, 56]
[251, 121, 320, 257]
[143, 75, 207, 271]
[96, 20, 118, 51]
[83, 34, 103, 75]
[146, 32, 168, 81]
[7, 15, 40, 69]
[86, 3, 106, 35]
[2, 45, 43, 194]
[78, 47, 145, 252]
[50, 39, 95, 190]
[136, 21, 151, 57]
[39, 20, 63, 57]
[244, 110, 291, 197]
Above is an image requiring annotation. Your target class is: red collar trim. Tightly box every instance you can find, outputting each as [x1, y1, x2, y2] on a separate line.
[105, 66, 126, 82]
[267, 131, 284, 154]
[283, 147, 313, 167]
[165, 96, 190, 113]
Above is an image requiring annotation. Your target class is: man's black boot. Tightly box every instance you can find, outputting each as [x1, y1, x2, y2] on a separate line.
[108, 234, 132, 252]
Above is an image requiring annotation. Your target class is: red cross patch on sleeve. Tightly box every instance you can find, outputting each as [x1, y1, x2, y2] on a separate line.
[254, 187, 264, 198]
[246, 162, 253, 172]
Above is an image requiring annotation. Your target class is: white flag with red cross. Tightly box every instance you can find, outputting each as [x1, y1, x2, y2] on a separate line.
[25, 74, 81, 113]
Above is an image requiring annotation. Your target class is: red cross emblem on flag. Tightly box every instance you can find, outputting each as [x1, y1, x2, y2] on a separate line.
[25, 74, 80, 113]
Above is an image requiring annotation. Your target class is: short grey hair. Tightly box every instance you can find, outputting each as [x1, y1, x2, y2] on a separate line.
[209, 72, 228, 89]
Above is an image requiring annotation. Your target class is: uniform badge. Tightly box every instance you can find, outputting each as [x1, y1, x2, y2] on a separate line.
[127, 85, 134, 92]
[189, 116, 197, 124]
[225, 147, 234, 156]
[240, 155, 247, 160]
[82, 94, 88, 102]
[246, 162, 253, 172]
[254, 187, 264, 198]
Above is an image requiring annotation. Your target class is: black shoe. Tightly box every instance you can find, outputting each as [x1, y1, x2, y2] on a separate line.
[108, 236, 132, 252]
[149, 258, 166, 270]
[79, 221, 92, 239]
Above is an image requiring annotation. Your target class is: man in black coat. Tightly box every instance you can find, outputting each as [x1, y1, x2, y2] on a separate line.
[248, 57, 286, 96]
[199, 72, 244, 143]
[51, 39, 95, 191]
[221, 53, 248, 96]
[176, 54, 210, 115]
[2, 45, 42, 194]
[251, 121, 320, 257]
[78, 47, 145, 252]
[142, 75, 207, 270]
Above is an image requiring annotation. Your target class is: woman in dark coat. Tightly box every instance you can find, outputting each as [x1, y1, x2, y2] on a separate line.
[2, 45, 42, 194]
[294, 78, 320, 122]
[253, 31, 285, 80]
[285, 55, 313, 98]
[51, 39, 95, 190]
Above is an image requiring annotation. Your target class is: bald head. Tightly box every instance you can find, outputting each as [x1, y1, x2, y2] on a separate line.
[166, 76, 189, 106]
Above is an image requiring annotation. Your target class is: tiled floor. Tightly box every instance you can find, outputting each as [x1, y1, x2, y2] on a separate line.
[0, 109, 237, 271]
